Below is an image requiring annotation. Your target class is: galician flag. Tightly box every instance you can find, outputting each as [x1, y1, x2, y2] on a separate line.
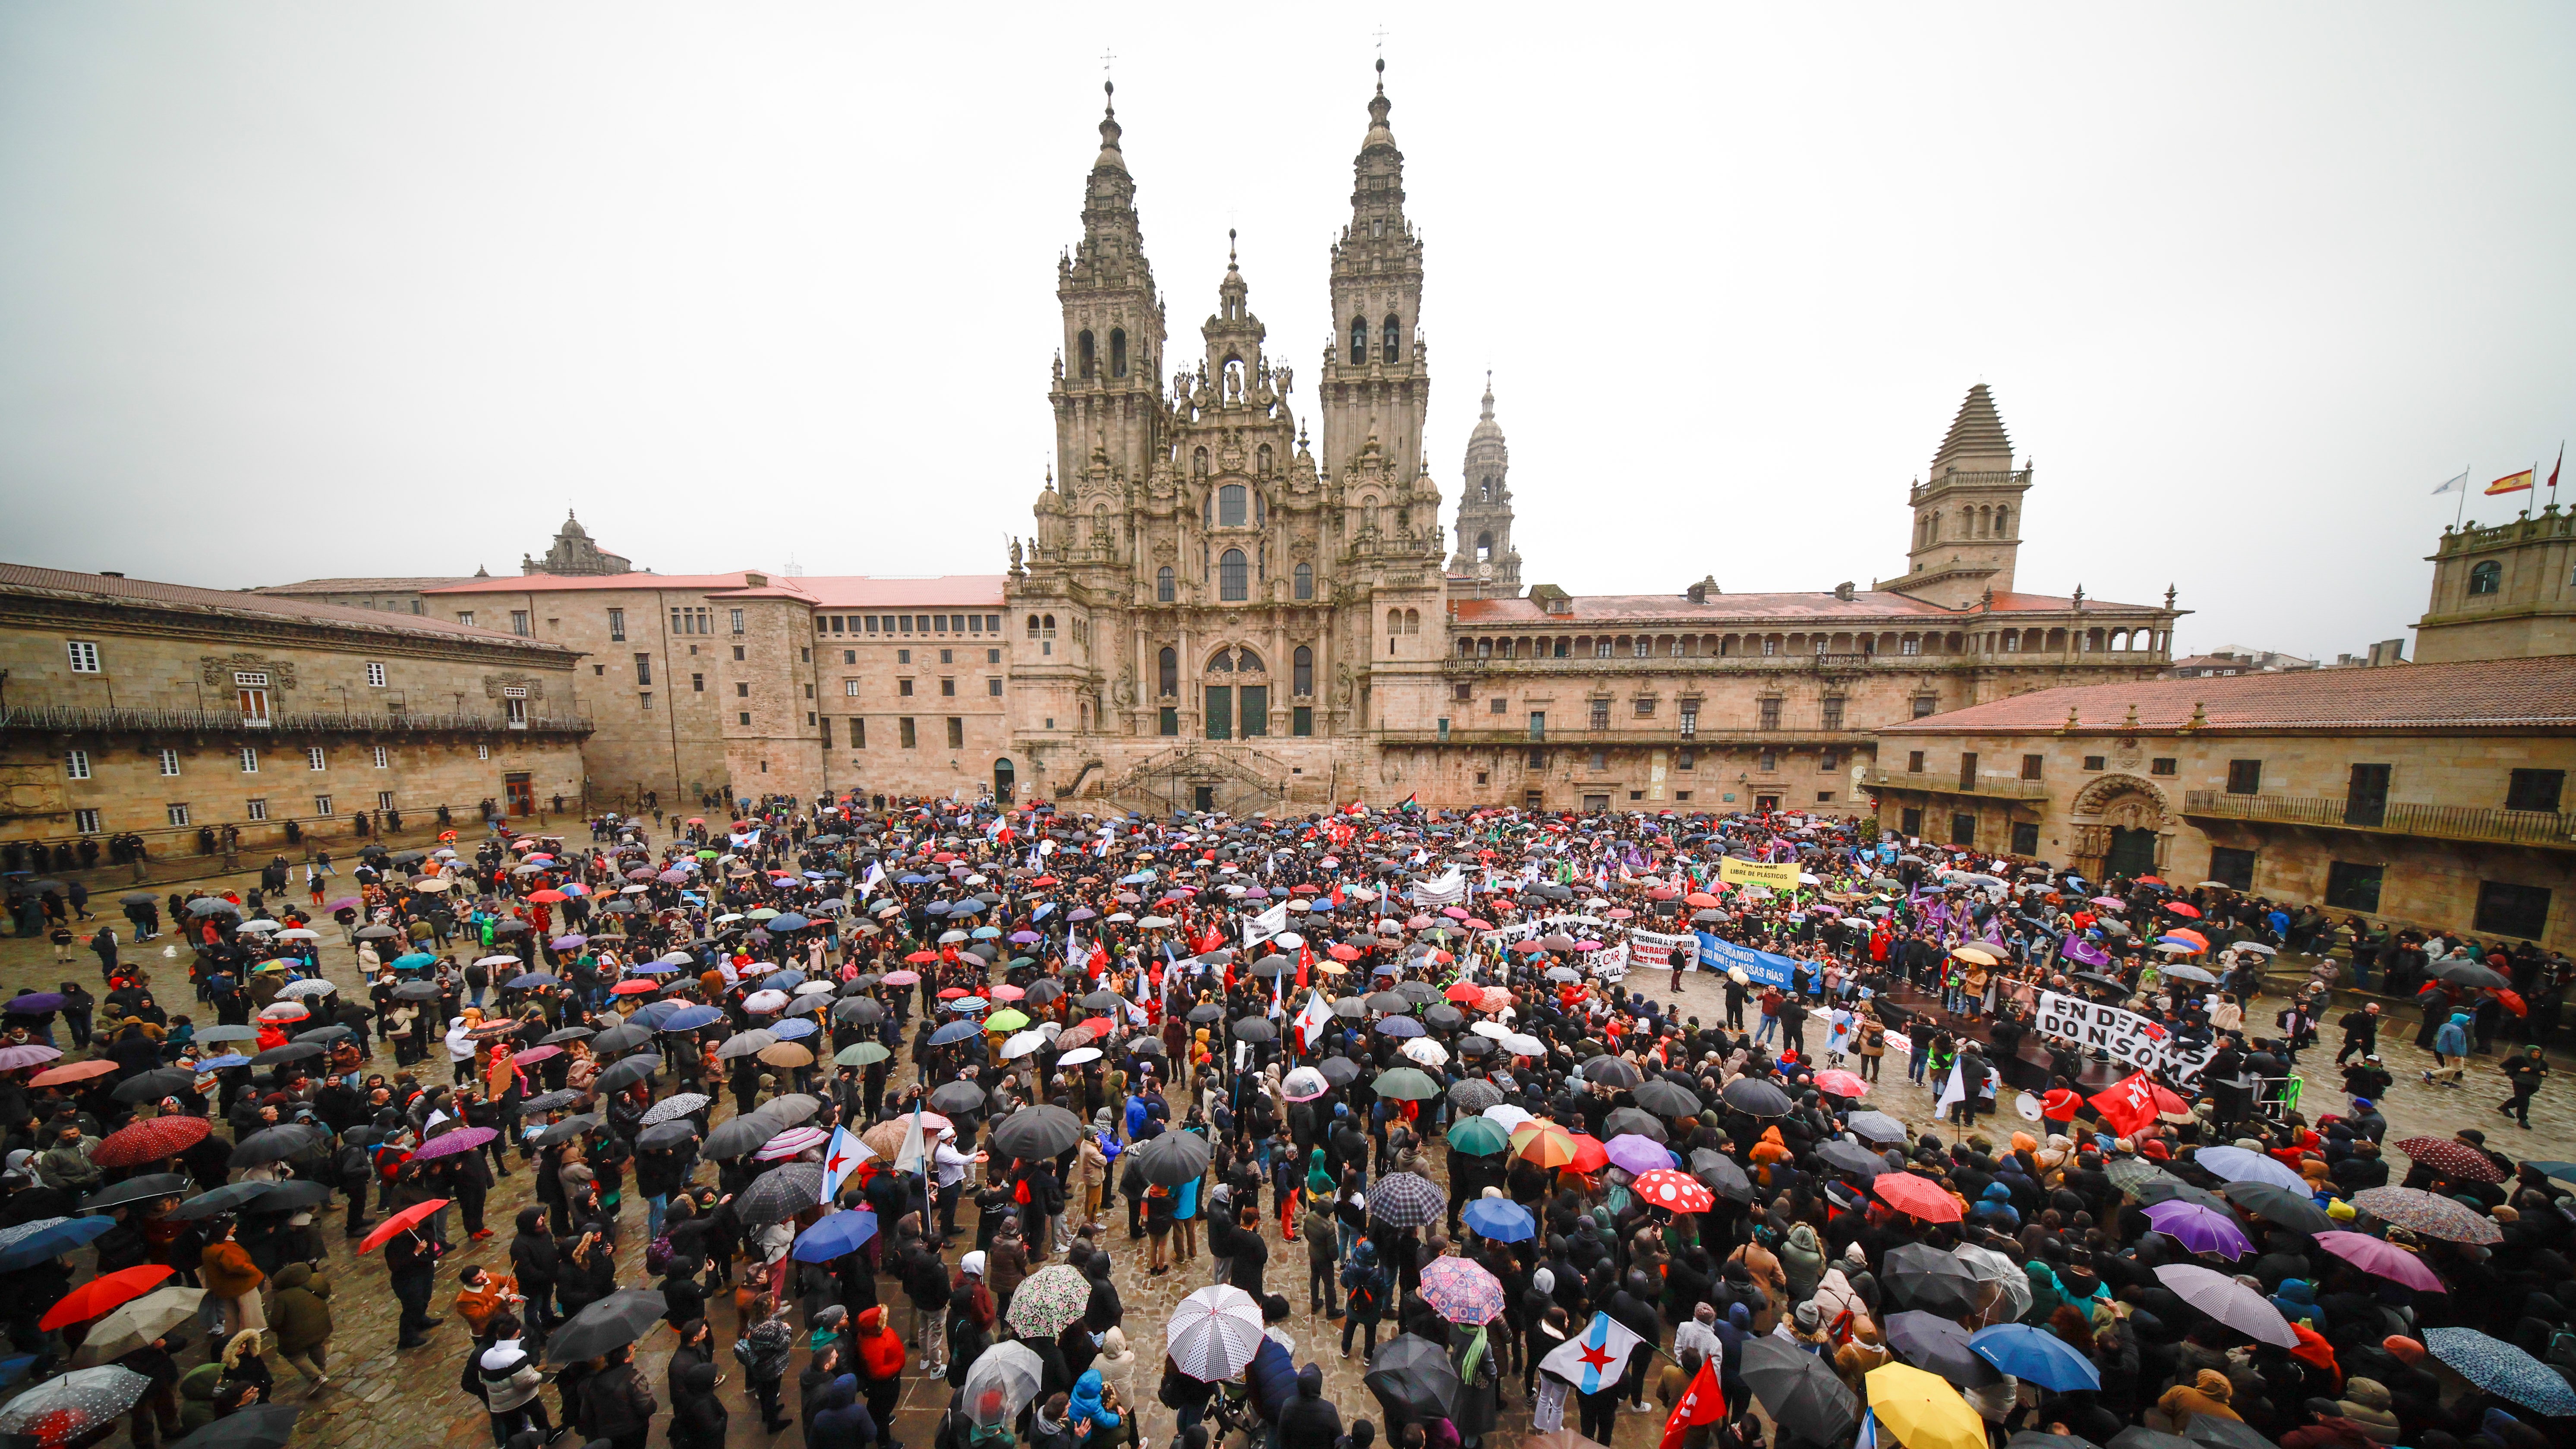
[892, 1109, 930, 1175]
[819, 1124, 871, 1204]
[1538, 1311, 1646, 1395]
[1294, 989, 1333, 1051]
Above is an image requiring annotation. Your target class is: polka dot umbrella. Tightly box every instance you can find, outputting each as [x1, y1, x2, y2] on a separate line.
[0, 1365, 152, 1446]
[1632, 1167, 1716, 1213]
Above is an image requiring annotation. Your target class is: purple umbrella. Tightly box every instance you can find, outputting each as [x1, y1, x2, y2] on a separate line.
[327, 897, 361, 911]
[658, 869, 690, 884]
[413, 1127, 499, 1161]
[1604, 1133, 1670, 1176]
[1009, 931, 1043, 944]
[552, 935, 587, 950]
[2312, 1230, 2446, 1292]
[2143, 1200, 2253, 1259]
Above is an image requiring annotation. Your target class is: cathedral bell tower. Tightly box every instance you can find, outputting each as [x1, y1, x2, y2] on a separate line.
[1047, 82, 1168, 525]
[1883, 383, 2034, 609]
[1318, 60, 1429, 488]
[1447, 374, 1520, 594]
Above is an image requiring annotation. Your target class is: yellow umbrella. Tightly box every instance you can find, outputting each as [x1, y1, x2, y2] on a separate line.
[1948, 945, 1999, 966]
[1511, 1120, 1578, 1170]
[1865, 1363, 1985, 1449]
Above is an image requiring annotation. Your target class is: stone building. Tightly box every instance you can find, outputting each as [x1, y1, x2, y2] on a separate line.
[1868, 658, 2576, 951]
[2414, 505, 2576, 662]
[0, 563, 588, 860]
[522, 512, 634, 576]
[253, 573, 488, 617]
[999, 72, 2183, 816]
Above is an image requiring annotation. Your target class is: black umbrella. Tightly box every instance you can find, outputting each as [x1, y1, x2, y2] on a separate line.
[79, 1173, 192, 1213]
[1247, 955, 1295, 979]
[118, 892, 159, 907]
[167, 1402, 301, 1449]
[1580, 1054, 1643, 1088]
[229, 1124, 327, 1168]
[1422, 1004, 1464, 1030]
[1394, 981, 1438, 1005]
[1721, 1077, 1793, 1116]
[520, 1090, 580, 1113]
[539, 1026, 594, 1045]
[1884, 1310, 2000, 1387]
[1602, 1107, 1666, 1142]
[248, 1180, 333, 1212]
[293, 1025, 352, 1044]
[1632, 1078, 1700, 1118]
[170, 1181, 274, 1220]
[703, 1114, 776, 1160]
[1317, 1056, 1360, 1085]
[928, 1080, 987, 1115]
[2182, 1417, 2280, 1449]
[737, 1165, 827, 1227]
[1816, 1140, 1889, 1179]
[637, 1121, 698, 1151]
[988, 1105, 1084, 1161]
[592, 1054, 660, 1093]
[2218, 1181, 2335, 1234]
[542, 1288, 669, 1365]
[1184, 1003, 1224, 1025]
[530, 1114, 601, 1148]
[1689, 1148, 1755, 1203]
[2106, 1431, 2201, 1449]
[1130, 1130, 1212, 1188]
[111, 1067, 199, 1104]
[1363, 1333, 1461, 1422]
[1230, 1018, 1277, 1044]
[1078, 990, 1126, 1011]
[2132, 1176, 2230, 1212]
[2430, 958, 2509, 989]
[392, 981, 443, 1001]
[1364, 991, 1408, 1014]
[832, 998, 882, 1025]
[1738, 1335, 1860, 1443]
[249, 1042, 326, 1067]
[1885, 1243, 1984, 1315]
[2006, 1436, 2104, 1449]
[592, 1023, 654, 1054]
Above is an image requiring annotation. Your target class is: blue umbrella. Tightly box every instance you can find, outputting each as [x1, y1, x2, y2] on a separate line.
[0, 1215, 113, 1271]
[633, 1000, 684, 1028]
[1462, 1198, 1536, 1244]
[197, 1054, 252, 1070]
[971, 926, 1003, 939]
[627, 961, 680, 975]
[663, 1005, 725, 1032]
[1376, 1016, 1425, 1038]
[2423, 1327, 2576, 1417]
[760, 970, 807, 993]
[508, 972, 561, 989]
[946, 900, 984, 915]
[899, 874, 933, 886]
[391, 953, 436, 970]
[766, 914, 811, 933]
[792, 1208, 878, 1263]
[929, 1021, 981, 1046]
[1967, 1324, 2101, 1391]
[772, 1018, 817, 1041]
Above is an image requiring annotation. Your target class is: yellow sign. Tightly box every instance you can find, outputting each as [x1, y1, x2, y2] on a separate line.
[1718, 858, 1801, 891]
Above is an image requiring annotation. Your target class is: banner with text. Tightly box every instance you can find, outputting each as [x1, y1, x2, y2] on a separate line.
[2034, 989, 2216, 1086]
[1242, 903, 1289, 949]
[1695, 932, 1800, 989]
[1718, 858, 1801, 891]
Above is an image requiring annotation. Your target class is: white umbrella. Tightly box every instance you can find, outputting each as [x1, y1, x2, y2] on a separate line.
[1499, 1032, 1545, 1056]
[1054, 1046, 1102, 1066]
[476, 955, 521, 968]
[1483, 1104, 1535, 1133]
[958, 1341, 1045, 1428]
[1167, 1283, 1266, 1380]
[2152, 1264, 2299, 1347]
[743, 989, 790, 1014]
[795, 981, 836, 997]
[275, 928, 318, 941]
[1469, 1021, 1510, 1040]
[1952, 1243, 2031, 1326]
[662, 950, 697, 966]
[1001, 1030, 1048, 1060]
[1400, 1038, 1449, 1067]
[236, 919, 281, 933]
[277, 979, 337, 1000]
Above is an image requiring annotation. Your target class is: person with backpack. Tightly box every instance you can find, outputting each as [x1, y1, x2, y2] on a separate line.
[733, 1311, 795, 1435]
[1340, 1235, 1390, 1360]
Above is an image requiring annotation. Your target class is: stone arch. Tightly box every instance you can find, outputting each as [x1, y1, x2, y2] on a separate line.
[2066, 774, 2172, 882]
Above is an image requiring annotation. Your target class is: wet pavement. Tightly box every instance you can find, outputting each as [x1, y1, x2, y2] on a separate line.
[5, 881, 2574, 1449]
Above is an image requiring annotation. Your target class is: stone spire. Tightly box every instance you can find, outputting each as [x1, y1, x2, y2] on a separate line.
[1448, 371, 1520, 592]
[1318, 57, 1429, 485]
[1888, 383, 2032, 607]
[1929, 382, 2015, 474]
[1049, 77, 1167, 525]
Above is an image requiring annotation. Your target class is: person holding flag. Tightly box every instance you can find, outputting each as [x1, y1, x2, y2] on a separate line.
[1536, 1309, 1647, 1443]
[818, 1124, 871, 1206]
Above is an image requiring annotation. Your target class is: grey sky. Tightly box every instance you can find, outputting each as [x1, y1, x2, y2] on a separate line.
[2, 5, 2570, 661]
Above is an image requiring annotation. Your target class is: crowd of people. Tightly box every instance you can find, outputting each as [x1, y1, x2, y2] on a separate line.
[0, 793, 2568, 1449]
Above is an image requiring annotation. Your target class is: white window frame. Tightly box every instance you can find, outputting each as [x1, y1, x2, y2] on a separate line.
[477, 745, 490, 760]
[158, 748, 180, 777]
[372, 746, 388, 769]
[366, 662, 387, 687]
[306, 747, 326, 771]
[166, 803, 190, 827]
[377, 790, 396, 810]
[66, 641, 101, 673]
[239, 746, 259, 773]
[73, 808, 101, 834]
[64, 749, 90, 780]
[245, 798, 268, 822]
[314, 794, 332, 815]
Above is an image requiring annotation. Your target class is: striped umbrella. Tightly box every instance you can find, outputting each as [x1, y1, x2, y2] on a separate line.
[1511, 1121, 1578, 1169]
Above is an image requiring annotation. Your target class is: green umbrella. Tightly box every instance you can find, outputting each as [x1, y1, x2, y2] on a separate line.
[835, 1042, 891, 1067]
[1374, 1067, 1441, 1101]
[1445, 1118, 1510, 1155]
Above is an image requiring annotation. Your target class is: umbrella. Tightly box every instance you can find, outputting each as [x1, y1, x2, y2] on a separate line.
[1364, 1333, 1463, 1423]
[1969, 1323, 2101, 1391]
[1007, 1263, 1092, 1337]
[1373, 1067, 1440, 1101]
[2351, 1186, 2501, 1244]
[591, 1022, 654, 1053]
[1129, 1130, 1213, 1188]
[90, 1115, 210, 1166]
[703, 1114, 777, 1159]
[544, 1288, 670, 1365]
[168, 1182, 277, 1222]
[2310, 1230, 2445, 1293]
[928, 1080, 988, 1115]
[1632, 1078, 1701, 1118]
[1167, 1283, 1266, 1380]
[1631, 1168, 1714, 1213]
[2421, 1325, 2576, 1417]
[2391, 1136, 2507, 1184]
[415, 1126, 499, 1162]
[593, 1054, 660, 1092]
[1884, 1310, 1999, 1388]
[1418, 1256, 1507, 1328]
[637, 1121, 698, 1151]
[1461, 1197, 1535, 1243]
[2189, 1146, 2311, 1193]
[2181, 1416, 2280, 1449]
[2152, 1264, 2298, 1346]
[1867, 1362, 1990, 1449]
[1721, 1077, 1792, 1116]
[1580, 1055, 1643, 1088]
[1954, 1244, 2035, 1325]
[1367, 1171, 1445, 1228]
[641, 1093, 711, 1126]
[1446, 1080, 1506, 1115]
[77, 1174, 192, 1215]
[0, 1216, 114, 1271]
[2217, 1181, 2334, 1233]
[737, 1165, 827, 1226]
[230, 1123, 326, 1168]
[2143, 1200, 2254, 1259]
[2107, 1433, 2198, 1449]
[166, 1404, 300, 1449]
[1848, 1109, 1910, 1143]
[1885, 1243, 1983, 1315]
[529, 1115, 602, 1149]
[70, 1286, 206, 1366]
[0, 1364, 152, 1445]
[990, 1106, 1085, 1160]
[1817, 1140, 1888, 1179]
[0, 1043, 60, 1071]
[40, 1265, 175, 1330]
[1874, 1172, 1963, 1223]
[1688, 1148, 1754, 1203]
[1740, 1335, 1860, 1444]
[358, 1198, 451, 1252]
[1447, 1118, 1512, 1157]
[792, 1209, 880, 1262]
[520, 1090, 580, 1113]
[248, 1042, 325, 1067]
[2008, 1436, 2105, 1449]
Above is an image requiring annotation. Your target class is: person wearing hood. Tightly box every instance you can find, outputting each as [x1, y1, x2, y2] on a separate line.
[1276, 1362, 1342, 1449]
[1094, 1325, 1140, 1413]
[2271, 1278, 2323, 1330]
[2428, 1012, 2471, 1086]
[809, 1373, 875, 1449]
[2330, 1377, 2403, 1444]
[1340, 1235, 1390, 1360]
[1067, 1367, 1124, 1449]
[270, 1262, 334, 1394]
[2019, 1260, 2065, 1326]
[478, 1335, 554, 1446]
[1973, 1180, 2020, 1230]
[666, 1360, 728, 1449]
[508, 1206, 558, 1330]
[1777, 1222, 1825, 1303]
[1833, 1315, 1892, 1394]
[735, 1310, 797, 1434]
[852, 1304, 906, 1449]
[2159, 1367, 2242, 1425]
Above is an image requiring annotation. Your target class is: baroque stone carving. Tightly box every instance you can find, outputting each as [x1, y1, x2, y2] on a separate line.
[199, 654, 297, 689]
[482, 673, 549, 702]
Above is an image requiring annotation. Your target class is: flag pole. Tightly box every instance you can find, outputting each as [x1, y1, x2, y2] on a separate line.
[2456, 464, 2470, 530]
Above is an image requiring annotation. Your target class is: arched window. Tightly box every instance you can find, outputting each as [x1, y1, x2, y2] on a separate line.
[1476, 531, 1493, 562]
[1480, 476, 1494, 502]
[1404, 609, 1420, 634]
[1554, 638, 1570, 657]
[1219, 549, 1247, 600]
[1993, 506, 2009, 537]
[1349, 316, 1368, 365]
[1382, 314, 1400, 363]
[1236, 648, 1262, 672]
[1218, 484, 1247, 527]
[1387, 609, 1403, 635]
[1158, 647, 1178, 697]
[1293, 562, 1313, 600]
[1207, 648, 1233, 672]
[1109, 328, 1127, 377]
[1257, 444, 1274, 477]
[1192, 447, 1209, 478]
[2470, 560, 2503, 595]
[1457, 639, 1473, 659]
[1293, 646, 1313, 696]
[1043, 614, 1056, 634]
[1025, 614, 1041, 638]
[1078, 330, 1095, 379]
[1156, 566, 1175, 603]
[1478, 638, 1492, 660]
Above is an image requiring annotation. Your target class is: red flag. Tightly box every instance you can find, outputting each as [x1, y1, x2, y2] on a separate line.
[1659, 1356, 1726, 1449]
[2088, 1070, 2166, 1138]
[1296, 939, 1315, 991]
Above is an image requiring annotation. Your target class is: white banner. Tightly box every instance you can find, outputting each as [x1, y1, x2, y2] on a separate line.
[1410, 868, 1466, 906]
[2034, 990, 2215, 1086]
[1241, 902, 1288, 949]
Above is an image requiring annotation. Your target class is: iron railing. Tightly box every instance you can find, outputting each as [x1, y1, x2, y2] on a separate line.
[2184, 790, 2576, 849]
[0, 704, 593, 737]
[1861, 768, 2052, 801]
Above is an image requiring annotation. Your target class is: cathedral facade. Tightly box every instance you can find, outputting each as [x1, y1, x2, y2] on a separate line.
[1002, 70, 2187, 825]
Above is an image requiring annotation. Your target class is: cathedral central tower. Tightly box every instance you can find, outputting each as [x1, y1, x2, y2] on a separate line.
[1317, 60, 1429, 486]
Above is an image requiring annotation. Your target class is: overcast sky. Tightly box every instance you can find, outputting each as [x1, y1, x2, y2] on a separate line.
[3, 5, 2571, 660]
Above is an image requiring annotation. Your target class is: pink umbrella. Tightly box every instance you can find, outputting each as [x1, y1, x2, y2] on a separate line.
[413, 1127, 498, 1162]
[1463, 919, 1494, 931]
[2313, 1230, 2447, 1292]
[757, 1125, 829, 1161]
[883, 970, 921, 986]
[1441, 906, 1470, 920]
[511, 1044, 563, 1066]
[1813, 1069, 1869, 1098]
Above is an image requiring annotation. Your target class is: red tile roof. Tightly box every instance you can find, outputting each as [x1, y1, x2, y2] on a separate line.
[421, 573, 1007, 608]
[0, 563, 575, 654]
[1887, 656, 2576, 734]
[255, 577, 481, 594]
[423, 572, 786, 595]
[1450, 589, 2161, 625]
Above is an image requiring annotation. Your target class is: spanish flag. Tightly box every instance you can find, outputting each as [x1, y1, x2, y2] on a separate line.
[2488, 468, 2535, 496]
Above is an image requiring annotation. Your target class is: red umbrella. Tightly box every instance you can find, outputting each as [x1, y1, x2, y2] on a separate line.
[610, 980, 658, 996]
[1684, 892, 1722, 909]
[2162, 901, 2201, 919]
[904, 950, 940, 963]
[1443, 984, 1484, 1004]
[359, 1198, 451, 1253]
[1813, 1069, 1870, 1099]
[527, 890, 569, 904]
[90, 1115, 212, 1168]
[1632, 1168, 1715, 1213]
[936, 987, 971, 1000]
[39, 1266, 173, 1330]
[1566, 1133, 1609, 1174]
[1872, 1171, 1964, 1222]
[1328, 944, 1363, 963]
[28, 1061, 117, 1087]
